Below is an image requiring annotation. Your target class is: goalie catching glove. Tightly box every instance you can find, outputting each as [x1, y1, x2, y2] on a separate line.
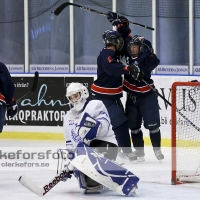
[128, 63, 144, 82]
[75, 112, 102, 144]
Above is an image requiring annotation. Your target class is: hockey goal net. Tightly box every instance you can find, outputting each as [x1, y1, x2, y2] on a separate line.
[171, 81, 200, 184]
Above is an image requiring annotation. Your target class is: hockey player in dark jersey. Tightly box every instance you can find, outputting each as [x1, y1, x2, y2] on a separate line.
[124, 36, 164, 161]
[91, 30, 139, 162]
[0, 62, 18, 133]
[106, 12, 164, 161]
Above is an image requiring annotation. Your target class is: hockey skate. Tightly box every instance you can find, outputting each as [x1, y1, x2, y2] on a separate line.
[125, 152, 137, 163]
[83, 183, 105, 194]
[118, 149, 137, 162]
[127, 184, 138, 196]
[154, 149, 164, 160]
[117, 149, 127, 159]
[75, 170, 105, 194]
[132, 150, 145, 162]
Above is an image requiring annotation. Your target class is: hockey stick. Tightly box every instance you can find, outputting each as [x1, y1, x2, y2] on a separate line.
[53, 2, 154, 31]
[18, 169, 70, 196]
[120, 59, 200, 131]
[142, 79, 172, 106]
[16, 71, 39, 104]
[142, 79, 200, 132]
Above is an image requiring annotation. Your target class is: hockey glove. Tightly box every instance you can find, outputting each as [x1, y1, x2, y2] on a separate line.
[57, 148, 75, 181]
[107, 11, 120, 25]
[128, 63, 144, 82]
[141, 39, 154, 55]
[75, 112, 101, 144]
[6, 97, 18, 118]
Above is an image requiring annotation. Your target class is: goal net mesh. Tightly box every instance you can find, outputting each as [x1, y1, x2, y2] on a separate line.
[172, 82, 200, 183]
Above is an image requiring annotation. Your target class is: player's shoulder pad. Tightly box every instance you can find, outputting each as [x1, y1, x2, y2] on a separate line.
[85, 100, 104, 110]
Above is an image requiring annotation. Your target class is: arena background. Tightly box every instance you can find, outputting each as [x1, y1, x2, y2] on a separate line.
[1, 74, 199, 149]
[0, 0, 200, 148]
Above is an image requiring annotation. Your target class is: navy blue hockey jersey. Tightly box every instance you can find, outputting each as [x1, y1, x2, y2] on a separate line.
[91, 48, 129, 99]
[124, 53, 160, 96]
[0, 62, 15, 104]
[109, 15, 160, 97]
[120, 34, 133, 59]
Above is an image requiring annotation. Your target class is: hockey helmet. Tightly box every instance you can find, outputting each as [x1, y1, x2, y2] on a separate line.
[66, 82, 89, 111]
[102, 30, 124, 51]
[127, 35, 144, 56]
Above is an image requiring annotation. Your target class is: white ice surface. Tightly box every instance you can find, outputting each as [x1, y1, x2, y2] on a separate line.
[1, 139, 200, 200]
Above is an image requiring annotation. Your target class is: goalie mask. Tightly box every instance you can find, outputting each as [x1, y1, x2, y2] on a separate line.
[66, 82, 89, 112]
[127, 35, 144, 57]
[102, 30, 124, 51]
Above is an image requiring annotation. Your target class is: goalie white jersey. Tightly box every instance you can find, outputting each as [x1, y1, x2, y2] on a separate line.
[63, 100, 117, 148]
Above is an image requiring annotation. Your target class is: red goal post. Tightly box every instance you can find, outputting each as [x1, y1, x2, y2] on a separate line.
[171, 81, 200, 185]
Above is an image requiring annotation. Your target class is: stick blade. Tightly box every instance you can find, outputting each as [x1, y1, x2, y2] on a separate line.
[54, 2, 71, 16]
[19, 175, 44, 196]
[30, 71, 39, 92]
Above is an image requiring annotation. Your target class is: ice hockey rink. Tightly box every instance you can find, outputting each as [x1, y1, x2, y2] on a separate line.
[1, 139, 200, 200]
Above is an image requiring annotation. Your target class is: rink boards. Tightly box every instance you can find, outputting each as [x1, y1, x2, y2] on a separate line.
[1, 74, 200, 147]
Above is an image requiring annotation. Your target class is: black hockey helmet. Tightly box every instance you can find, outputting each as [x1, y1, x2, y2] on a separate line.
[102, 30, 124, 51]
[127, 35, 144, 56]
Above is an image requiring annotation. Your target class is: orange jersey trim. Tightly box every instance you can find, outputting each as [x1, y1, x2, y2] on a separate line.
[91, 84, 123, 95]
[0, 94, 6, 103]
[107, 56, 113, 63]
[123, 79, 153, 93]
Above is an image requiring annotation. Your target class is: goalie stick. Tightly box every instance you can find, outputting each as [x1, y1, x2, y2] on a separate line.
[18, 169, 70, 196]
[16, 71, 39, 104]
[53, 2, 154, 31]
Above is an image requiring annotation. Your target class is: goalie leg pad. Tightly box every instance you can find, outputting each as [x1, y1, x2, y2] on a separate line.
[72, 142, 139, 196]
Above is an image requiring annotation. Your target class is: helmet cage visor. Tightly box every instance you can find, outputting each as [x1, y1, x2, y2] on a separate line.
[127, 36, 144, 56]
[115, 37, 124, 51]
[68, 92, 81, 103]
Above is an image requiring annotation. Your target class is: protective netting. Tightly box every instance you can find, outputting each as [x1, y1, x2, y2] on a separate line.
[173, 83, 200, 182]
[0, 0, 61, 23]
[1, 0, 200, 23]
